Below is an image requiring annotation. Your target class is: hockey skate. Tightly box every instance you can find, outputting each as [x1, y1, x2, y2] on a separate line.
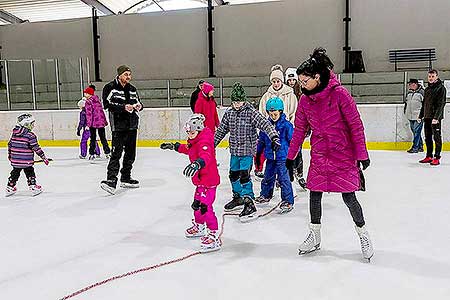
[100, 180, 117, 195]
[224, 193, 244, 212]
[278, 201, 294, 214]
[5, 185, 17, 197]
[105, 153, 111, 159]
[254, 171, 264, 181]
[200, 230, 221, 253]
[185, 220, 206, 238]
[88, 155, 96, 163]
[120, 178, 140, 188]
[239, 197, 257, 222]
[355, 225, 374, 262]
[29, 184, 43, 196]
[255, 195, 272, 205]
[79, 155, 86, 159]
[299, 223, 321, 255]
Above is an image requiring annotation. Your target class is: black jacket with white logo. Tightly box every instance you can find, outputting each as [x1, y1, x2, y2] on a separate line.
[102, 78, 143, 131]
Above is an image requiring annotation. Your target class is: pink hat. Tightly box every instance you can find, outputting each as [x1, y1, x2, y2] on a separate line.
[202, 82, 214, 94]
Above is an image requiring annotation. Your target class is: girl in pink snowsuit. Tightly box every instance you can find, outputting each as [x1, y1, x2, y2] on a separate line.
[160, 114, 221, 252]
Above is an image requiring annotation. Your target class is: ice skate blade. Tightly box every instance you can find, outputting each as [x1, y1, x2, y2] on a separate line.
[101, 183, 116, 195]
[278, 207, 294, 214]
[5, 192, 16, 197]
[31, 190, 43, 197]
[298, 245, 320, 255]
[224, 206, 244, 212]
[239, 213, 258, 223]
[120, 183, 139, 188]
[199, 245, 221, 253]
[185, 234, 205, 239]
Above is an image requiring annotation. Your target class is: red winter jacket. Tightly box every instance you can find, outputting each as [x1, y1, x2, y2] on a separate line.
[177, 128, 220, 187]
[287, 71, 369, 193]
[85, 95, 108, 128]
[194, 84, 219, 132]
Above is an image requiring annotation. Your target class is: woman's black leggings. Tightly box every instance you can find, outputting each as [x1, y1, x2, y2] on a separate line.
[310, 191, 365, 227]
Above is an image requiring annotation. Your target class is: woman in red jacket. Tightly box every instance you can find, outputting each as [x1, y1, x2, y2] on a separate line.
[160, 114, 221, 253]
[194, 82, 220, 132]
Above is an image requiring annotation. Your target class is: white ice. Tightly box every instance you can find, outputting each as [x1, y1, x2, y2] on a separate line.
[0, 148, 449, 300]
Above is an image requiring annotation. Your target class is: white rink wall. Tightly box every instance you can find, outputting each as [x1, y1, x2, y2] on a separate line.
[0, 105, 449, 143]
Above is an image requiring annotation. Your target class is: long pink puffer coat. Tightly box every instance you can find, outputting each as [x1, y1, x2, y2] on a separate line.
[287, 71, 369, 193]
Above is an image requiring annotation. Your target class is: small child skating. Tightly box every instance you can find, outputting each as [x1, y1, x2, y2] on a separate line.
[160, 114, 221, 252]
[77, 99, 100, 159]
[255, 97, 295, 214]
[84, 86, 111, 161]
[214, 82, 280, 222]
[6, 114, 49, 197]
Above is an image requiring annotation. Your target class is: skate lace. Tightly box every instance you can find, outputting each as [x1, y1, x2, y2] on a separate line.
[359, 234, 370, 250]
[304, 230, 315, 246]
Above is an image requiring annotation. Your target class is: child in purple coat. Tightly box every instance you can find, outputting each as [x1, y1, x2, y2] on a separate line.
[77, 99, 100, 159]
[6, 114, 49, 197]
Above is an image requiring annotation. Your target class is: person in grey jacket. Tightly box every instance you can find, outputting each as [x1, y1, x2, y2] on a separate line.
[404, 79, 424, 153]
[214, 82, 280, 221]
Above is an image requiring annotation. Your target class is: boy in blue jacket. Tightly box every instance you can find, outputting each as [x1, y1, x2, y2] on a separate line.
[255, 97, 295, 214]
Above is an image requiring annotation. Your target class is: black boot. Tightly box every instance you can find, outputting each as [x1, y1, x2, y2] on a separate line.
[101, 179, 117, 195]
[120, 178, 139, 188]
[224, 193, 244, 211]
[239, 196, 257, 221]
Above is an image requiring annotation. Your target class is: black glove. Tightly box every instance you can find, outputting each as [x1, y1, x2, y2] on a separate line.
[191, 199, 201, 211]
[255, 152, 262, 169]
[271, 136, 281, 152]
[358, 159, 370, 170]
[183, 159, 204, 177]
[285, 159, 295, 182]
[76, 129, 81, 137]
[160, 142, 180, 151]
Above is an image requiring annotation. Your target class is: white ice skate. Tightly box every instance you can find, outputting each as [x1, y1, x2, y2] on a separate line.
[200, 230, 221, 253]
[88, 155, 96, 164]
[298, 223, 321, 255]
[29, 184, 43, 196]
[355, 225, 374, 262]
[185, 220, 206, 238]
[5, 186, 17, 197]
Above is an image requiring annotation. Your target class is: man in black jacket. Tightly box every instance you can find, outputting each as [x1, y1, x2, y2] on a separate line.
[100, 65, 144, 194]
[419, 69, 447, 166]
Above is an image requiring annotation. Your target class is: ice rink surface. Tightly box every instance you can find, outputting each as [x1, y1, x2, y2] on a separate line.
[0, 148, 449, 300]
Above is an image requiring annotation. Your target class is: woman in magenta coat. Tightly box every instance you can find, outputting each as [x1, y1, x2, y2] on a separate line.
[84, 86, 111, 160]
[286, 48, 373, 261]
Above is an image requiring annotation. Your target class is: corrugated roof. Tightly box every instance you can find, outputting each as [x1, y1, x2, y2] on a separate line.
[0, 0, 278, 24]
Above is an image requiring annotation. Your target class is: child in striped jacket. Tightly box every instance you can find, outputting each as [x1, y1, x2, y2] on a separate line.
[6, 114, 49, 197]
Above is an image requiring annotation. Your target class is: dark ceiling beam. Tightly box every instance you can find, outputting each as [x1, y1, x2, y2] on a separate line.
[0, 9, 26, 23]
[80, 0, 115, 15]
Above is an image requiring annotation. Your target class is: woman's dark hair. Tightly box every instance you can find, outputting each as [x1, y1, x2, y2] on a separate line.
[89, 84, 96, 91]
[296, 47, 334, 77]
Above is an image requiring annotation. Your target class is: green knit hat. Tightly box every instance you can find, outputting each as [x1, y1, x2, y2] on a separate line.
[230, 82, 247, 102]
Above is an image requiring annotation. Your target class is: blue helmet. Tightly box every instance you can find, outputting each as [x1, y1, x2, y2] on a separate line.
[266, 97, 284, 112]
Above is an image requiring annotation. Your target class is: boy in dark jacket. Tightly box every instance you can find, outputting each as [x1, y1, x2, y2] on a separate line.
[214, 82, 280, 222]
[419, 69, 447, 165]
[255, 97, 295, 214]
[6, 114, 49, 197]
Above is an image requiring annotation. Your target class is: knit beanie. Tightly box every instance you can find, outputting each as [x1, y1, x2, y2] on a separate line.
[83, 87, 95, 96]
[202, 82, 214, 95]
[117, 65, 131, 76]
[270, 64, 284, 82]
[285, 67, 297, 83]
[230, 82, 247, 102]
